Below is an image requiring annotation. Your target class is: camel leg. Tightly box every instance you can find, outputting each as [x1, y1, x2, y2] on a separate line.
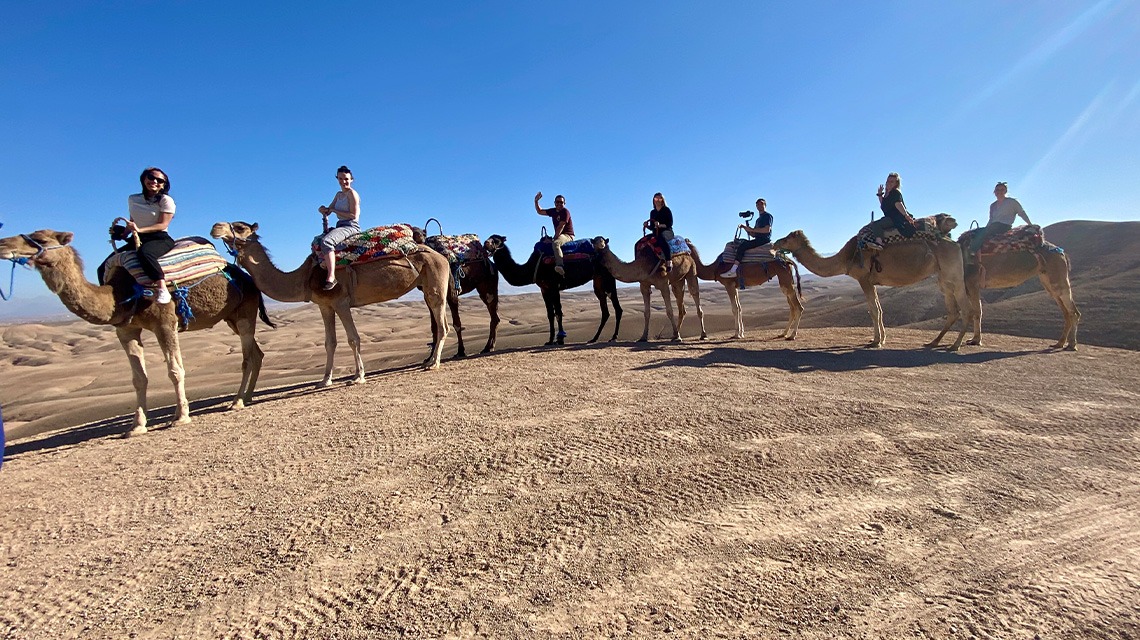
[686, 274, 706, 340]
[318, 305, 338, 387]
[479, 284, 500, 354]
[860, 280, 885, 348]
[446, 284, 466, 359]
[638, 282, 652, 342]
[1039, 271, 1081, 350]
[423, 284, 449, 370]
[605, 275, 623, 342]
[671, 279, 687, 341]
[659, 281, 680, 341]
[928, 278, 969, 352]
[115, 326, 151, 435]
[153, 321, 191, 426]
[780, 269, 804, 340]
[587, 279, 611, 344]
[333, 300, 366, 384]
[541, 287, 560, 346]
[226, 315, 264, 409]
[725, 281, 744, 339]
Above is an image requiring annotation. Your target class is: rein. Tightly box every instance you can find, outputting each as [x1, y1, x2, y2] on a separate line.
[1, 234, 64, 301]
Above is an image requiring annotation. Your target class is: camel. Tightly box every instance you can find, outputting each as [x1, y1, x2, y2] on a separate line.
[591, 237, 707, 342]
[413, 230, 500, 359]
[928, 240, 1080, 350]
[482, 234, 621, 345]
[773, 224, 972, 351]
[211, 221, 451, 383]
[687, 242, 804, 340]
[0, 230, 273, 435]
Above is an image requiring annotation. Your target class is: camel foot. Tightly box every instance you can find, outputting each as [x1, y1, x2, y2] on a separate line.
[228, 399, 247, 411]
[865, 342, 883, 349]
[699, 333, 708, 340]
[784, 335, 797, 341]
[637, 337, 649, 343]
[347, 376, 365, 386]
[1064, 344, 1078, 351]
[967, 338, 981, 346]
[168, 415, 192, 427]
[671, 336, 683, 343]
[424, 362, 441, 371]
[451, 352, 468, 360]
[316, 379, 333, 389]
[128, 425, 148, 437]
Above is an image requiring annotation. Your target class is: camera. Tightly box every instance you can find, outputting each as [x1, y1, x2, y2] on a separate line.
[738, 211, 753, 219]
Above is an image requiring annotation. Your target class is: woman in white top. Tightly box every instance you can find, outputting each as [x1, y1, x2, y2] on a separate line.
[314, 165, 361, 290]
[126, 167, 176, 304]
[968, 181, 1032, 262]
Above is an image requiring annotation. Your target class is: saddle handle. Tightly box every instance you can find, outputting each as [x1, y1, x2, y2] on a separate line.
[424, 217, 444, 237]
[111, 216, 141, 249]
[540, 224, 550, 240]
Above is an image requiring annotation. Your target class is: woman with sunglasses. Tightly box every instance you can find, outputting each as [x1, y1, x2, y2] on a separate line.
[314, 165, 361, 290]
[125, 167, 176, 304]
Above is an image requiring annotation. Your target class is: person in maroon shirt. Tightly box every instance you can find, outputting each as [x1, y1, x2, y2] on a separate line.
[534, 191, 575, 275]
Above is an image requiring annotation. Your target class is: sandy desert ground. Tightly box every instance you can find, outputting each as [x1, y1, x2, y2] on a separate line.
[1, 220, 1138, 638]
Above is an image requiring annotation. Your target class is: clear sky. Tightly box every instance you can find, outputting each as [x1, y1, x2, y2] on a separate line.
[2, 1, 1138, 319]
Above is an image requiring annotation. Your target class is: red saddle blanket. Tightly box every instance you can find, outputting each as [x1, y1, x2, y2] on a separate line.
[312, 224, 423, 266]
[958, 225, 1044, 255]
[101, 237, 227, 286]
[856, 215, 951, 251]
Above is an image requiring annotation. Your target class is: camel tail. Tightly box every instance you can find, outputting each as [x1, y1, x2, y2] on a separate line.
[257, 293, 276, 329]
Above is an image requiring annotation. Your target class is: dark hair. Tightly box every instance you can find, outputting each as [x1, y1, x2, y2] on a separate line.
[139, 167, 170, 198]
[554, 194, 565, 202]
[337, 165, 352, 177]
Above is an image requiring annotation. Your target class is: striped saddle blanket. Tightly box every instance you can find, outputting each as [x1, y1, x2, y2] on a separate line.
[635, 235, 692, 258]
[857, 215, 950, 252]
[313, 224, 423, 267]
[717, 241, 786, 265]
[101, 237, 227, 286]
[958, 225, 1045, 255]
[533, 237, 596, 263]
[425, 233, 486, 264]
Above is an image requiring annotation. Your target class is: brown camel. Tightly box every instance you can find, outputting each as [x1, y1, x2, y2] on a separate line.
[0, 230, 273, 435]
[211, 221, 451, 382]
[688, 241, 804, 340]
[415, 231, 500, 358]
[773, 224, 972, 351]
[591, 237, 706, 342]
[929, 240, 1080, 350]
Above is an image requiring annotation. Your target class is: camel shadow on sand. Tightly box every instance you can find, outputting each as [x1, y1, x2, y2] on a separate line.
[626, 341, 1044, 374]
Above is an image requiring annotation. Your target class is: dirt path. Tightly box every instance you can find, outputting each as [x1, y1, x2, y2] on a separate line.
[1, 328, 1138, 639]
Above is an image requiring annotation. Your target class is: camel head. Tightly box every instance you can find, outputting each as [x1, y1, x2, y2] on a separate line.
[0, 229, 74, 267]
[772, 230, 808, 253]
[591, 236, 611, 252]
[210, 221, 260, 253]
[483, 234, 507, 255]
[934, 213, 958, 234]
[409, 227, 427, 244]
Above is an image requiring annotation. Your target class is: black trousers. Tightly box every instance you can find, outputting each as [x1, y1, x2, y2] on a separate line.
[655, 230, 674, 260]
[98, 231, 174, 284]
[734, 237, 768, 262]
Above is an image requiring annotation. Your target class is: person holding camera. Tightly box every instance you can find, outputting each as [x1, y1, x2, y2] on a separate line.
[720, 198, 773, 278]
[643, 192, 674, 266]
[534, 192, 574, 276]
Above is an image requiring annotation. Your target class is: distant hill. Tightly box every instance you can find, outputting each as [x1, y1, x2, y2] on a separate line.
[780, 220, 1140, 350]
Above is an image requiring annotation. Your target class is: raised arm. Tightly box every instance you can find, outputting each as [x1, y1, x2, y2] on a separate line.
[534, 191, 545, 215]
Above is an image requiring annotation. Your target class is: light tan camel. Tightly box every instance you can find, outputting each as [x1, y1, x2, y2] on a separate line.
[591, 237, 706, 342]
[688, 241, 804, 340]
[0, 230, 272, 435]
[928, 242, 1080, 350]
[211, 221, 451, 382]
[773, 225, 972, 351]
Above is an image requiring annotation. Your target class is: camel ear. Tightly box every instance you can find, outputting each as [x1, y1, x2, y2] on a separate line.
[55, 231, 74, 246]
[250, 222, 259, 233]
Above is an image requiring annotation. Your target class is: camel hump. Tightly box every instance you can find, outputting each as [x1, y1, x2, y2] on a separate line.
[101, 241, 228, 286]
[959, 225, 1046, 255]
[426, 233, 485, 263]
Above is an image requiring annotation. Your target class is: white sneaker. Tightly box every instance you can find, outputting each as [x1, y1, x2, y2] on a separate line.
[719, 265, 738, 278]
[155, 289, 172, 304]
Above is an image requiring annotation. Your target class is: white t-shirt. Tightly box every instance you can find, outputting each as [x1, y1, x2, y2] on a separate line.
[988, 197, 1026, 226]
[128, 193, 176, 228]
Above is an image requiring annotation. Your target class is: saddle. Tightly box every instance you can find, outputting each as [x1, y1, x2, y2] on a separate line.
[717, 240, 785, 266]
[425, 233, 486, 264]
[101, 236, 228, 286]
[532, 237, 596, 264]
[958, 225, 1045, 256]
[856, 215, 952, 252]
[634, 235, 691, 261]
[312, 223, 424, 267]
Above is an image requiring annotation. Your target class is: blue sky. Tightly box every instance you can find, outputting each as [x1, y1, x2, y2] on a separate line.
[2, 1, 1138, 319]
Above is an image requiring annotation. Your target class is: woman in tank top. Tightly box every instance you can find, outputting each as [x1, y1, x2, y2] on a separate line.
[314, 165, 361, 290]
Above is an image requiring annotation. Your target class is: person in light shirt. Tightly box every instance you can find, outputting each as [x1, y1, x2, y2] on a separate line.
[125, 167, 177, 304]
[968, 181, 1032, 262]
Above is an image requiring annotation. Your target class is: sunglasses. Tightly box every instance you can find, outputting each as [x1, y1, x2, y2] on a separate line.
[145, 175, 167, 184]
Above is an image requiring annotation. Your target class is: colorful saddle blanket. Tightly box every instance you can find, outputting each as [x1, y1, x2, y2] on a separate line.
[532, 237, 596, 262]
[634, 235, 692, 258]
[856, 215, 950, 251]
[958, 225, 1045, 255]
[313, 224, 423, 266]
[717, 240, 785, 265]
[425, 233, 486, 264]
[101, 236, 228, 286]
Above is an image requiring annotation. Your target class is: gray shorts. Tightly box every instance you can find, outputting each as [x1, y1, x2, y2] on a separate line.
[315, 221, 361, 251]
